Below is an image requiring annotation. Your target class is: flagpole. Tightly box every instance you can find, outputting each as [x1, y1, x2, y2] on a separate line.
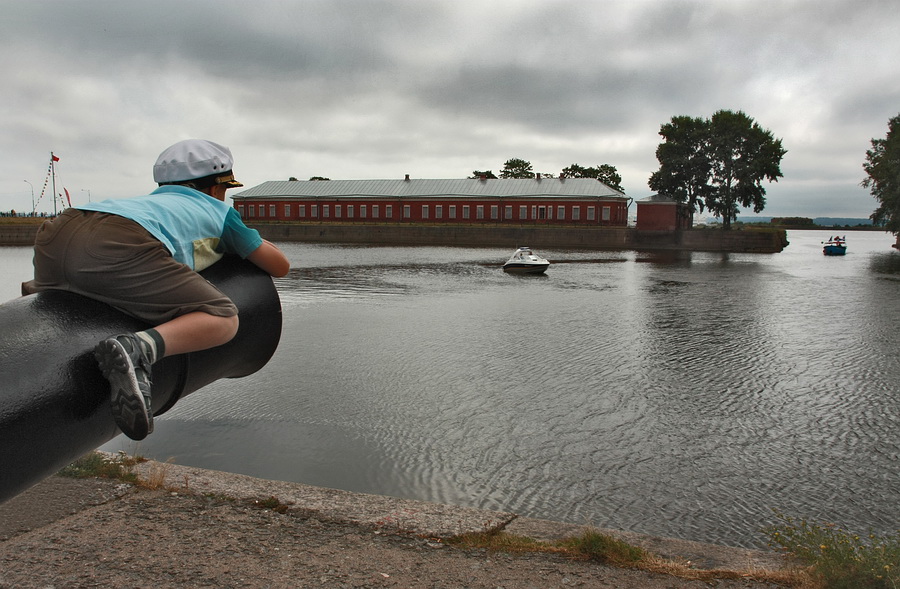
[50, 152, 58, 216]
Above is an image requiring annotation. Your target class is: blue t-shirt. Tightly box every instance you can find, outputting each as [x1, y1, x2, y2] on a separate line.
[78, 185, 263, 271]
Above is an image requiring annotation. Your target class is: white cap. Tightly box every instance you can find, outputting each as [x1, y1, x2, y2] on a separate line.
[153, 139, 243, 187]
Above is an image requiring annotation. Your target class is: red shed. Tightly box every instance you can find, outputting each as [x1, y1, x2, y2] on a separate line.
[635, 194, 693, 231]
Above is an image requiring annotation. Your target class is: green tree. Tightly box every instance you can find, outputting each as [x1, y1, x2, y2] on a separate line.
[862, 114, 900, 233]
[649, 111, 786, 229]
[648, 115, 712, 215]
[705, 110, 786, 230]
[469, 170, 498, 179]
[308, 176, 330, 181]
[562, 163, 624, 192]
[500, 158, 534, 179]
[771, 217, 815, 227]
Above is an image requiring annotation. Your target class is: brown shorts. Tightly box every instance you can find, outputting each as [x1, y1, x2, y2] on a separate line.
[21, 209, 237, 324]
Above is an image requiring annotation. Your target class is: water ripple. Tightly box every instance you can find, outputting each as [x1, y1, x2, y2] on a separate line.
[100, 232, 900, 548]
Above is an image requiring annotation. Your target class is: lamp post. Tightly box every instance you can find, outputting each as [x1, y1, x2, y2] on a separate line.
[23, 180, 34, 216]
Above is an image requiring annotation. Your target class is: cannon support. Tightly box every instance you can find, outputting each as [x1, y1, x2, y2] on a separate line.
[0, 256, 282, 503]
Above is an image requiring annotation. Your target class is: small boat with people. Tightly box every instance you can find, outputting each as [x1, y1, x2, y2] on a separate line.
[503, 246, 550, 274]
[823, 235, 847, 256]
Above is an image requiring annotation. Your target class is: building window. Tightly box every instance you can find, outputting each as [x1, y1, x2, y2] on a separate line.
[422, 205, 429, 219]
[435, 205, 443, 219]
[519, 205, 527, 220]
[323, 205, 330, 218]
[284, 204, 291, 217]
[311, 206, 318, 218]
[602, 206, 611, 221]
[557, 206, 565, 220]
[538, 206, 546, 220]
[237, 205, 245, 217]
[476, 205, 484, 219]
[386, 204, 393, 218]
[360, 205, 367, 218]
[373, 205, 379, 218]
[299, 205, 306, 217]
[269, 205, 276, 217]
[348, 205, 355, 218]
[258, 205, 265, 218]
[463, 205, 470, 219]
[403, 205, 411, 218]
[504, 205, 513, 220]
[250, 205, 256, 217]
[490, 205, 499, 220]
[449, 205, 456, 219]
[335, 205, 342, 218]
[587, 206, 595, 221]
[572, 206, 580, 221]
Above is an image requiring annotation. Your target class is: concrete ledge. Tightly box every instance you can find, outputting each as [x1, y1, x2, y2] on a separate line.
[129, 458, 783, 571]
[130, 459, 515, 539]
[251, 223, 788, 253]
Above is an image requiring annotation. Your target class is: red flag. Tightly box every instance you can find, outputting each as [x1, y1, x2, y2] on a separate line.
[51, 154, 60, 162]
[64, 188, 71, 207]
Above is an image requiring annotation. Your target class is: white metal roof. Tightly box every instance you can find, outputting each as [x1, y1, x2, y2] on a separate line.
[233, 178, 627, 200]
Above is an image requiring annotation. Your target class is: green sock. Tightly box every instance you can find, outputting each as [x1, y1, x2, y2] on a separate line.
[135, 329, 165, 364]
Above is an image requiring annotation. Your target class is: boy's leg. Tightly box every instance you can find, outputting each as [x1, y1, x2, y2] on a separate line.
[152, 311, 240, 357]
[95, 312, 239, 440]
[95, 332, 161, 441]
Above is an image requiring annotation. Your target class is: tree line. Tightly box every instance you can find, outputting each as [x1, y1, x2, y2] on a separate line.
[288, 109, 900, 236]
[470, 160, 624, 193]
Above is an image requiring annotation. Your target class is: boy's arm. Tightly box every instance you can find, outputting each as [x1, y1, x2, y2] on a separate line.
[247, 240, 290, 277]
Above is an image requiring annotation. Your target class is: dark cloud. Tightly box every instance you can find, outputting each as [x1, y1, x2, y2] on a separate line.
[0, 0, 895, 219]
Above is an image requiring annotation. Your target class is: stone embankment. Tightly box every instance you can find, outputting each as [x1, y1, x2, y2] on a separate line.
[252, 223, 789, 253]
[0, 460, 788, 588]
[0, 220, 789, 253]
[0, 224, 39, 246]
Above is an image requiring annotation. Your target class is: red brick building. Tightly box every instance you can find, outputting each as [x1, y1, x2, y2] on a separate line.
[232, 177, 631, 226]
[635, 193, 693, 230]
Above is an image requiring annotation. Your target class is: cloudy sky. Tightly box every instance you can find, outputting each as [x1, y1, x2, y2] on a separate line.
[1, 0, 897, 219]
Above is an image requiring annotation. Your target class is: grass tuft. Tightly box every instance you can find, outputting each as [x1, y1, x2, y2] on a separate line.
[450, 527, 797, 585]
[138, 459, 171, 490]
[57, 451, 145, 483]
[764, 509, 900, 589]
[451, 528, 649, 567]
[250, 495, 291, 513]
[449, 530, 548, 554]
[560, 529, 648, 566]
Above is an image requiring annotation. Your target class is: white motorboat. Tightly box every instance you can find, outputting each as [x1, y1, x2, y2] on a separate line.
[502, 247, 550, 274]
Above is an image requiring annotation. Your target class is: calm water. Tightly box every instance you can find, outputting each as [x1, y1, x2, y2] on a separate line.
[4, 230, 899, 548]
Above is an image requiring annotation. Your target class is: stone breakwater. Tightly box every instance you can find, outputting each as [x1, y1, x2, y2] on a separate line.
[0, 221, 789, 253]
[252, 223, 789, 253]
[0, 224, 39, 246]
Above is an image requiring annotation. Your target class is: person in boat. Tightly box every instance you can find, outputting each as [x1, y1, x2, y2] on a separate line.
[21, 139, 290, 440]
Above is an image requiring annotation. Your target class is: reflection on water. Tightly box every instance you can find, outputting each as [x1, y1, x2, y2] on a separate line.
[90, 231, 900, 548]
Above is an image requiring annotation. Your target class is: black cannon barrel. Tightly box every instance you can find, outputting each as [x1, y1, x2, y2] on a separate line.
[0, 256, 282, 503]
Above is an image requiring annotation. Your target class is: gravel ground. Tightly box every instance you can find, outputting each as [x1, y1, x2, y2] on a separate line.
[0, 468, 790, 588]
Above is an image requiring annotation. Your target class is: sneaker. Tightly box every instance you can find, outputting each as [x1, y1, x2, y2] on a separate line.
[94, 334, 154, 440]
